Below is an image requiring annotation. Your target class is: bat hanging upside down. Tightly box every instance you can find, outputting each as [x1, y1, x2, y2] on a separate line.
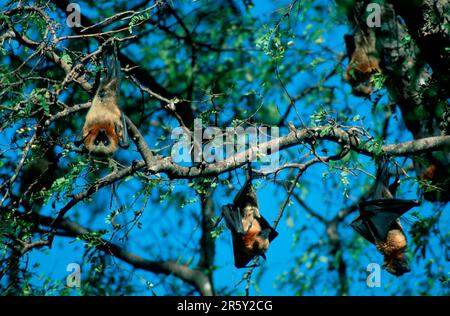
[344, 31, 381, 97]
[351, 162, 420, 276]
[222, 174, 278, 268]
[80, 43, 129, 156]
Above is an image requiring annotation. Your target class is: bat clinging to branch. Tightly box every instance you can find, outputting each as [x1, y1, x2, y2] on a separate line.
[344, 30, 381, 97]
[222, 171, 278, 268]
[351, 162, 420, 276]
[81, 43, 129, 156]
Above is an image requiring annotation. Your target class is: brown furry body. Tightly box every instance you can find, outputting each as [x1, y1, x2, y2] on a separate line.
[82, 79, 125, 156]
[239, 206, 270, 257]
[223, 178, 278, 268]
[375, 220, 410, 276]
[345, 31, 381, 97]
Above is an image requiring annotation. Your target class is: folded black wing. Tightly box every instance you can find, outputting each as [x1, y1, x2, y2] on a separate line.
[351, 217, 376, 244]
[256, 215, 278, 242]
[360, 199, 420, 242]
[232, 241, 255, 268]
[222, 204, 245, 235]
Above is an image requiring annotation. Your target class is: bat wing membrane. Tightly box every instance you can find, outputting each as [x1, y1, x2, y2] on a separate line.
[118, 112, 129, 149]
[222, 204, 245, 235]
[232, 239, 255, 268]
[360, 199, 419, 242]
[256, 215, 278, 242]
[351, 217, 376, 244]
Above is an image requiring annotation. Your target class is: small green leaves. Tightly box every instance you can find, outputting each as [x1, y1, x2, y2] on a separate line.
[310, 108, 328, 126]
[60, 52, 73, 67]
[128, 11, 152, 34]
[370, 72, 386, 91]
[29, 88, 51, 116]
[256, 26, 294, 61]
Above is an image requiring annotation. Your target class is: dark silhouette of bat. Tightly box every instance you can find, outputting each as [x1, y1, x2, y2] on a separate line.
[351, 162, 420, 276]
[80, 42, 129, 156]
[222, 173, 278, 268]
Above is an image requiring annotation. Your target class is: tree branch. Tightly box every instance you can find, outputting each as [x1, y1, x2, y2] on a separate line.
[22, 212, 213, 296]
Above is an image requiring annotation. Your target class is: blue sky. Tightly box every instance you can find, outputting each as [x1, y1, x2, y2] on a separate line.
[0, 0, 448, 296]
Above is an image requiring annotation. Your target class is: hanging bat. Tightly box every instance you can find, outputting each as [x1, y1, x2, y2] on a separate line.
[351, 162, 420, 276]
[81, 43, 129, 156]
[416, 153, 450, 202]
[344, 30, 381, 97]
[222, 174, 278, 268]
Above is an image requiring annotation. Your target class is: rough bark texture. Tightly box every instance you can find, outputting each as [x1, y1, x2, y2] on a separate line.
[337, 0, 450, 201]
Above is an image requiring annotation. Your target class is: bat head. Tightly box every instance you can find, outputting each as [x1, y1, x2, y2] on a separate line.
[376, 227, 410, 276]
[383, 251, 410, 276]
[83, 122, 119, 156]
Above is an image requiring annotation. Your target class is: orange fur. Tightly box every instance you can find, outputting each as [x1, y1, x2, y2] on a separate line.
[422, 164, 438, 181]
[83, 123, 118, 151]
[82, 92, 123, 156]
[241, 220, 269, 255]
[345, 30, 381, 97]
[346, 51, 380, 96]
[375, 226, 409, 276]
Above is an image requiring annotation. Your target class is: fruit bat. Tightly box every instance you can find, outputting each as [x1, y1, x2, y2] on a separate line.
[222, 173, 278, 268]
[416, 153, 450, 202]
[351, 162, 420, 276]
[81, 43, 129, 156]
[344, 30, 381, 97]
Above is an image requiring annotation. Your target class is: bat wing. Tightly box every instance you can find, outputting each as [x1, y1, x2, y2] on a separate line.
[118, 112, 129, 149]
[222, 204, 245, 235]
[350, 217, 376, 244]
[361, 199, 420, 242]
[344, 34, 356, 58]
[256, 215, 278, 242]
[103, 42, 121, 83]
[232, 239, 255, 268]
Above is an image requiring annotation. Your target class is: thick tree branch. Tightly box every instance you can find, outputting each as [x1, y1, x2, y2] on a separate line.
[22, 212, 213, 296]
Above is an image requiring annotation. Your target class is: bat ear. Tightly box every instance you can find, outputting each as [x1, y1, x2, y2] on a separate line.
[117, 112, 129, 149]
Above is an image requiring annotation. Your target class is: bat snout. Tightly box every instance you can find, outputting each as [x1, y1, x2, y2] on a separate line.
[390, 263, 410, 276]
[83, 124, 119, 156]
[94, 128, 111, 146]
